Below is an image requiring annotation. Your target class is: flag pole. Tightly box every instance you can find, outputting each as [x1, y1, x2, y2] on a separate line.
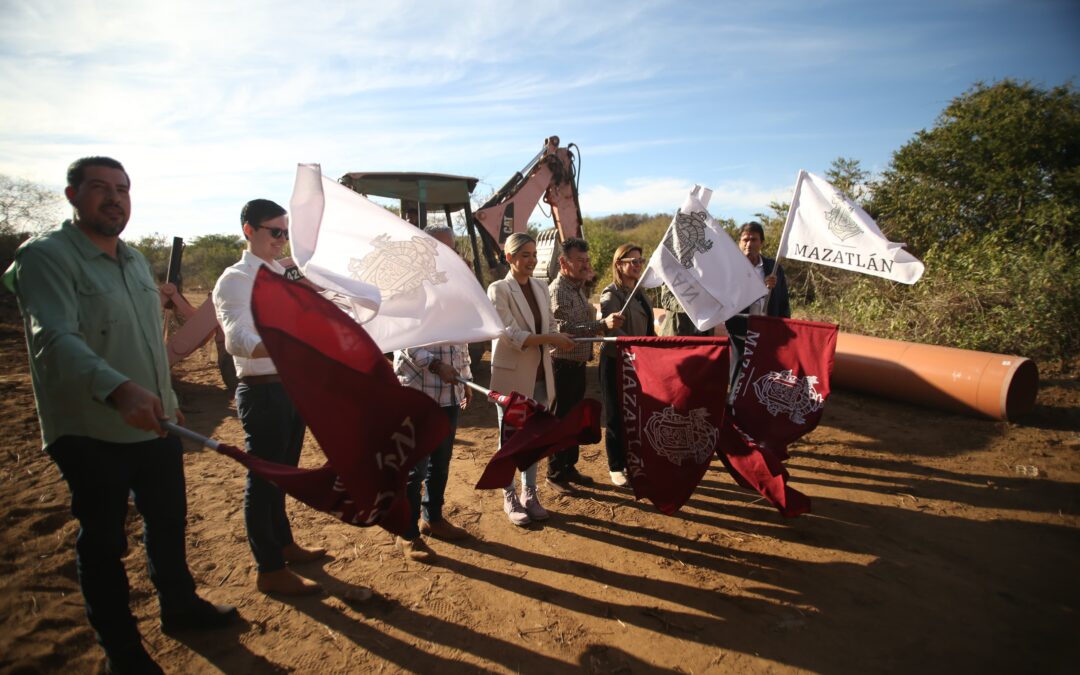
[617, 269, 650, 315]
[455, 376, 491, 397]
[617, 211, 679, 315]
[161, 421, 221, 450]
[765, 170, 804, 308]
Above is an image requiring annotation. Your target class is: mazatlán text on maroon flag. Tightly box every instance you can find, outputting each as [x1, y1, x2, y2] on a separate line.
[618, 336, 730, 514]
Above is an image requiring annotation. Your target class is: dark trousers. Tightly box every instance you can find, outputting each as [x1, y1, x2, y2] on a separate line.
[547, 359, 587, 480]
[236, 381, 306, 573]
[48, 434, 197, 654]
[404, 404, 459, 539]
[599, 354, 625, 472]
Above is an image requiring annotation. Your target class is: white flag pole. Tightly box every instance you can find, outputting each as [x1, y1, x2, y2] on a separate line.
[765, 170, 805, 309]
[162, 421, 221, 450]
[617, 268, 650, 315]
[455, 376, 491, 397]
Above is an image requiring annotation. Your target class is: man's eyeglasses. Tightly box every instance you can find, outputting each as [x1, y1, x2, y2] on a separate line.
[256, 225, 289, 240]
[620, 257, 645, 266]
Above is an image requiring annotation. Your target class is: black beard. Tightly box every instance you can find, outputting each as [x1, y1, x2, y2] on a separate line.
[78, 205, 128, 237]
[85, 218, 127, 237]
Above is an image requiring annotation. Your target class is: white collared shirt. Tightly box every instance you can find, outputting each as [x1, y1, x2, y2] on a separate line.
[212, 250, 287, 378]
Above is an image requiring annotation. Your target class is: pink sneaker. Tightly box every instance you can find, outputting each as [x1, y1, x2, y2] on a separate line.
[503, 490, 531, 527]
[521, 485, 549, 521]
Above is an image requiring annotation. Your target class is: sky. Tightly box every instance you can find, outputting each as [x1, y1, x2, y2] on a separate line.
[1, 0, 1077, 241]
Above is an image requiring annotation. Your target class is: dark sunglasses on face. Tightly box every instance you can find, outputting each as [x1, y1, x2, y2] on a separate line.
[256, 224, 289, 240]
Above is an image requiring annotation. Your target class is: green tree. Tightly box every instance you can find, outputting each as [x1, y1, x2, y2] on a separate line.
[752, 201, 789, 256]
[824, 157, 870, 204]
[130, 234, 172, 282]
[872, 79, 1080, 252]
[797, 81, 1080, 361]
[183, 234, 246, 289]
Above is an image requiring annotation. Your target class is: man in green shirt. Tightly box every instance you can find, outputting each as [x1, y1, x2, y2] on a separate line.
[4, 157, 237, 675]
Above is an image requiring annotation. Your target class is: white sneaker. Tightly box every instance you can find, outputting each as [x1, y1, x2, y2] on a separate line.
[521, 485, 549, 521]
[609, 470, 628, 487]
[503, 490, 531, 527]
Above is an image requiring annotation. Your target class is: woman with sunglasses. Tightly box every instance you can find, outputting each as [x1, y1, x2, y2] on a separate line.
[598, 243, 655, 487]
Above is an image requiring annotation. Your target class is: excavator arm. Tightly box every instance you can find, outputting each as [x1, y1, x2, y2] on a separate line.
[470, 136, 584, 279]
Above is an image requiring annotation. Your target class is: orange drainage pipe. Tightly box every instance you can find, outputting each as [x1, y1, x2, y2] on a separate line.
[833, 333, 1039, 422]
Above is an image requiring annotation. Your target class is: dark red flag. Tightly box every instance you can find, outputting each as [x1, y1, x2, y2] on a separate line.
[716, 419, 811, 518]
[475, 390, 601, 489]
[730, 316, 838, 459]
[247, 267, 449, 536]
[208, 442, 370, 523]
[617, 336, 730, 514]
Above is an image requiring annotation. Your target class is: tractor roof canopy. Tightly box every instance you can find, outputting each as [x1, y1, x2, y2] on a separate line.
[338, 172, 478, 211]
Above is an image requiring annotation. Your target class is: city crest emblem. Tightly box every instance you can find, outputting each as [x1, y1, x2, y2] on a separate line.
[823, 196, 862, 241]
[662, 210, 714, 269]
[643, 406, 719, 466]
[752, 369, 825, 424]
[348, 235, 448, 299]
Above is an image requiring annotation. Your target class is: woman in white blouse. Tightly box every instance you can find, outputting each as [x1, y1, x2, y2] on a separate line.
[487, 233, 575, 526]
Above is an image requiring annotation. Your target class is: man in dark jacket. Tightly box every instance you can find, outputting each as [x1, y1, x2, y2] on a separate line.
[724, 221, 791, 356]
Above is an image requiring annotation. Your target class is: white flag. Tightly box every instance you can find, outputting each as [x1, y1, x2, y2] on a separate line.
[640, 186, 768, 332]
[288, 163, 505, 352]
[777, 170, 925, 284]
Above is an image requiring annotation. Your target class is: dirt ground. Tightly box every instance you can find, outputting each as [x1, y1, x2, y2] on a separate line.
[1, 290, 1078, 674]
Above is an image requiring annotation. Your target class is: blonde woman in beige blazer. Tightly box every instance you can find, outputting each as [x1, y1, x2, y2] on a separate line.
[487, 233, 575, 526]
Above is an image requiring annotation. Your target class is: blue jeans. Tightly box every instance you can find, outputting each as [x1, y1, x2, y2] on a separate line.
[236, 382, 306, 573]
[497, 381, 547, 492]
[403, 405, 459, 540]
[48, 434, 197, 654]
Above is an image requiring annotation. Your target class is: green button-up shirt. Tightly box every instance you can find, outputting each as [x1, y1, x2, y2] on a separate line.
[3, 221, 178, 448]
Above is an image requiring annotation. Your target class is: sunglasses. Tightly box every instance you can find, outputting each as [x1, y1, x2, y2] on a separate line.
[620, 257, 645, 265]
[255, 224, 289, 240]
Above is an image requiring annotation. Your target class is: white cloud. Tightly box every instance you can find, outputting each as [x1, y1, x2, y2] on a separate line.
[581, 177, 792, 220]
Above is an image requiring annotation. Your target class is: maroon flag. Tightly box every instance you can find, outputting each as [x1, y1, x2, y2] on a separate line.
[475, 390, 601, 489]
[617, 336, 730, 514]
[730, 316, 838, 458]
[248, 267, 449, 536]
[208, 442, 371, 522]
[716, 419, 811, 518]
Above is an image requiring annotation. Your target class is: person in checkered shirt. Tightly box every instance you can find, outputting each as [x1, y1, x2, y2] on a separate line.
[391, 226, 474, 562]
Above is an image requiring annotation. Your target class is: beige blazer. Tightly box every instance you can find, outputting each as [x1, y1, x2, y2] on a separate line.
[487, 272, 556, 407]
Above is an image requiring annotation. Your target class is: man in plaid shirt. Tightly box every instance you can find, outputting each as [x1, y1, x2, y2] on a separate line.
[392, 227, 474, 561]
[547, 237, 623, 493]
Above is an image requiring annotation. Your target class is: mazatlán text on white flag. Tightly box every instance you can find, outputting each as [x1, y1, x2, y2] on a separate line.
[776, 170, 925, 284]
[288, 163, 505, 352]
[640, 186, 768, 332]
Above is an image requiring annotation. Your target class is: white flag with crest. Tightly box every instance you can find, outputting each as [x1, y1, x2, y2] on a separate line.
[776, 170, 924, 284]
[288, 163, 505, 352]
[640, 186, 768, 332]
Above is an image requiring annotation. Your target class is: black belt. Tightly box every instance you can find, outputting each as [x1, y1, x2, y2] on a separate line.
[241, 374, 281, 385]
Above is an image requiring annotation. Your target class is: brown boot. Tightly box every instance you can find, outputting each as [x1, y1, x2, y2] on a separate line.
[396, 536, 437, 562]
[282, 542, 327, 564]
[420, 518, 470, 541]
[256, 568, 322, 596]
